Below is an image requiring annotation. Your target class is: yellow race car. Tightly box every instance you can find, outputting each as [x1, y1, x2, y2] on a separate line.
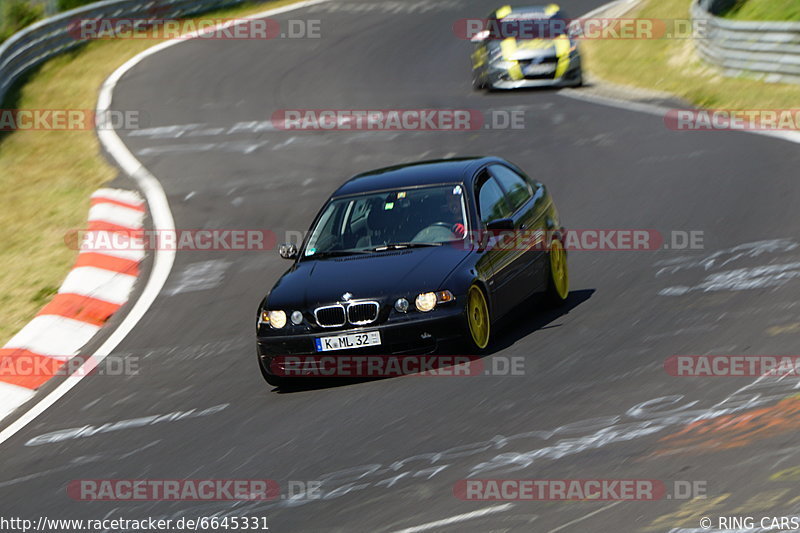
[471, 4, 583, 90]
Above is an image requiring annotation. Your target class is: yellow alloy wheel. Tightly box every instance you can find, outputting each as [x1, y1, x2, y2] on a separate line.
[550, 239, 569, 300]
[467, 285, 490, 350]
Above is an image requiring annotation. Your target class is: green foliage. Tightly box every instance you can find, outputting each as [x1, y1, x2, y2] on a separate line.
[0, 0, 45, 42]
[726, 0, 800, 21]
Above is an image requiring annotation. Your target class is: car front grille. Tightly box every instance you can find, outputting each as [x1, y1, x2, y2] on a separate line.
[314, 301, 380, 328]
[347, 302, 380, 325]
[518, 57, 558, 80]
[314, 305, 346, 327]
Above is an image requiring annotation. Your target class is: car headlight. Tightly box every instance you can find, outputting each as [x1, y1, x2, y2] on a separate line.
[263, 310, 287, 329]
[415, 290, 455, 312]
[491, 60, 516, 70]
[415, 293, 437, 312]
[290, 310, 303, 325]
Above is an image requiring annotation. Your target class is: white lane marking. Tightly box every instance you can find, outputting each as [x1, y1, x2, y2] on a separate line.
[87, 202, 144, 229]
[4, 315, 101, 356]
[560, 79, 800, 148]
[547, 501, 622, 533]
[58, 266, 137, 304]
[391, 503, 515, 533]
[0, 384, 35, 423]
[0, 0, 333, 447]
[580, 0, 640, 19]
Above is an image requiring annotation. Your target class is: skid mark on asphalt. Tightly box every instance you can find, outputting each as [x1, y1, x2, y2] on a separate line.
[138, 141, 268, 156]
[653, 394, 800, 457]
[655, 239, 798, 276]
[123, 337, 250, 364]
[125, 381, 800, 522]
[656, 239, 800, 296]
[24, 404, 228, 446]
[767, 322, 800, 336]
[389, 504, 516, 533]
[164, 260, 231, 296]
[660, 262, 800, 296]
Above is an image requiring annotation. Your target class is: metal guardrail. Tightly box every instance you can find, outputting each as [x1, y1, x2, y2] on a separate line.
[0, 0, 248, 104]
[692, 0, 800, 84]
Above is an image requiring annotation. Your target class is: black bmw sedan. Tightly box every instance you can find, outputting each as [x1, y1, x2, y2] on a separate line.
[256, 156, 568, 385]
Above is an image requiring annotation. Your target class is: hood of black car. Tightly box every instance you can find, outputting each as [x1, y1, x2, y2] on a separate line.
[267, 247, 470, 309]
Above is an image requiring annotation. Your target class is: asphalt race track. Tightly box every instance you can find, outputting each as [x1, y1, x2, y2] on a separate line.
[3, 0, 800, 531]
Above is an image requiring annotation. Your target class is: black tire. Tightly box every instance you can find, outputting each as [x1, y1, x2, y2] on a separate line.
[472, 75, 485, 92]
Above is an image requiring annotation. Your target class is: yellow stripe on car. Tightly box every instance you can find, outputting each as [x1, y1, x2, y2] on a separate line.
[553, 34, 571, 78]
[496, 5, 512, 19]
[500, 38, 523, 80]
[545, 3, 560, 15]
[471, 47, 487, 68]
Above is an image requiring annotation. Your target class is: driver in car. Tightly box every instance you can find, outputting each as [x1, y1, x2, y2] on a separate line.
[444, 188, 466, 238]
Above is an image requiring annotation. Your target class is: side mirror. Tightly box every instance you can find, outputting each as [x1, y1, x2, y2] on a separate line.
[486, 218, 514, 232]
[279, 243, 298, 259]
[567, 21, 583, 38]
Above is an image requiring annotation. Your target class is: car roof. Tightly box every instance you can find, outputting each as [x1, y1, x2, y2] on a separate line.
[332, 156, 504, 197]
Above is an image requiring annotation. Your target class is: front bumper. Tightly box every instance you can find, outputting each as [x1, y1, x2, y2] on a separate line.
[257, 306, 465, 375]
[486, 54, 582, 89]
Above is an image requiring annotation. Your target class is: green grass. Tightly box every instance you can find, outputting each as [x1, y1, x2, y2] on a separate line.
[0, 0, 302, 345]
[725, 0, 800, 21]
[581, 0, 800, 109]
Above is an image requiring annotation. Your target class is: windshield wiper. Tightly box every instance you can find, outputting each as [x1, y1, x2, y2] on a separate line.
[304, 249, 375, 259]
[370, 242, 443, 251]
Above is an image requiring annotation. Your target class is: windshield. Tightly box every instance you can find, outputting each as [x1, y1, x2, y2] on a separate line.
[303, 184, 468, 258]
[486, 14, 569, 40]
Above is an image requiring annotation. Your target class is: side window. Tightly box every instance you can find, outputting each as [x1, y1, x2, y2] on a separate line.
[489, 164, 532, 212]
[477, 175, 511, 225]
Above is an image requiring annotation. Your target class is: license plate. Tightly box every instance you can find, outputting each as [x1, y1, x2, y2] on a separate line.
[315, 331, 382, 352]
[523, 63, 556, 75]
